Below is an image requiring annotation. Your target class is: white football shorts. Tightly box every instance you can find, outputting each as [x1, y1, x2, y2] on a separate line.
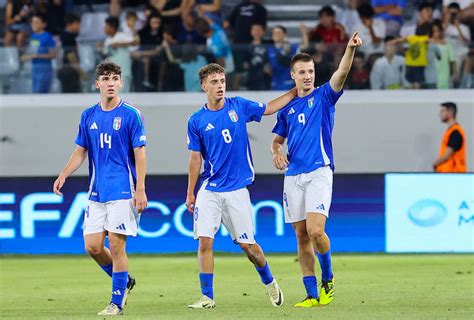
[84, 199, 140, 237]
[283, 165, 333, 223]
[193, 186, 255, 244]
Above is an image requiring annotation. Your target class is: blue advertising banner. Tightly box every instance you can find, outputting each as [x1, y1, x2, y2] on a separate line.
[0, 175, 385, 254]
[386, 173, 474, 253]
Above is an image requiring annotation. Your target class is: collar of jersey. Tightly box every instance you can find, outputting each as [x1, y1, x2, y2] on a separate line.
[98, 99, 124, 113]
[203, 98, 227, 112]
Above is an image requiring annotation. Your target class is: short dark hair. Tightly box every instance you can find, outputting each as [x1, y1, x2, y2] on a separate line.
[415, 22, 433, 36]
[273, 25, 287, 34]
[319, 5, 335, 17]
[357, 4, 375, 19]
[199, 63, 225, 83]
[432, 19, 444, 32]
[418, 2, 435, 11]
[64, 13, 80, 25]
[290, 53, 314, 69]
[32, 13, 48, 24]
[95, 61, 122, 79]
[447, 2, 461, 10]
[441, 101, 457, 117]
[105, 16, 120, 30]
[194, 17, 211, 35]
[126, 11, 138, 20]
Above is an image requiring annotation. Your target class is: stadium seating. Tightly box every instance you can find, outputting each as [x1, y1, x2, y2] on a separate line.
[78, 12, 108, 42]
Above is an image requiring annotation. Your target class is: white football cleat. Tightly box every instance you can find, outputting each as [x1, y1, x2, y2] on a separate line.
[265, 279, 284, 307]
[187, 295, 216, 309]
[97, 303, 123, 316]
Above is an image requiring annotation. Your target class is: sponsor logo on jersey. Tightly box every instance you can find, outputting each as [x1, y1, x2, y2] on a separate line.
[205, 123, 215, 131]
[288, 108, 296, 115]
[90, 122, 98, 130]
[113, 117, 122, 130]
[228, 109, 238, 122]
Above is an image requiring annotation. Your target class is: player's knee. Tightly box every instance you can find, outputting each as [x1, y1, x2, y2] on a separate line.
[198, 240, 213, 253]
[85, 244, 103, 256]
[239, 243, 251, 253]
[295, 230, 311, 244]
[308, 227, 324, 242]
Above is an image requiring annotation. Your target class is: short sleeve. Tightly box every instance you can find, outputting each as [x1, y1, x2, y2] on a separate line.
[272, 111, 288, 138]
[128, 109, 147, 148]
[236, 96, 266, 123]
[187, 117, 202, 151]
[447, 130, 463, 151]
[323, 82, 343, 106]
[74, 113, 88, 148]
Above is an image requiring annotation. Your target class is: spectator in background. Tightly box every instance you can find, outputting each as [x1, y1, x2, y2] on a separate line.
[181, 0, 222, 25]
[36, 0, 65, 36]
[347, 51, 370, 89]
[244, 23, 271, 90]
[308, 6, 347, 53]
[433, 102, 466, 173]
[163, 42, 207, 91]
[152, 0, 182, 27]
[103, 16, 135, 92]
[178, 13, 207, 44]
[267, 25, 299, 90]
[391, 22, 432, 89]
[431, 19, 456, 88]
[225, 0, 267, 89]
[303, 39, 334, 87]
[195, 15, 235, 73]
[158, 24, 184, 91]
[460, 49, 474, 88]
[132, 12, 163, 89]
[4, 0, 33, 48]
[401, 2, 435, 36]
[21, 14, 56, 93]
[58, 13, 83, 93]
[372, 0, 406, 36]
[443, 2, 471, 81]
[370, 37, 406, 89]
[350, 3, 386, 56]
[122, 11, 141, 52]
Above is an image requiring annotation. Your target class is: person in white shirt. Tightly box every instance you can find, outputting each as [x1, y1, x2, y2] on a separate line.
[350, 3, 386, 56]
[103, 16, 135, 92]
[370, 37, 406, 89]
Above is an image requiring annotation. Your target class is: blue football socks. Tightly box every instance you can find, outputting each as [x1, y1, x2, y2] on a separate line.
[256, 262, 274, 285]
[199, 273, 214, 300]
[317, 250, 334, 281]
[100, 263, 113, 277]
[303, 275, 319, 299]
[111, 271, 128, 308]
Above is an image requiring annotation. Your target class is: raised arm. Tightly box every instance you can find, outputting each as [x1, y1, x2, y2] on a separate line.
[329, 32, 362, 92]
[186, 151, 203, 213]
[53, 146, 87, 196]
[133, 146, 148, 213]
[264, 87, 297, 115]
[271, 135, 288, 170]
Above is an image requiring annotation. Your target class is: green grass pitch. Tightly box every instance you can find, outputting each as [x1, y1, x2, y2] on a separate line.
[1, 254, 473, 319]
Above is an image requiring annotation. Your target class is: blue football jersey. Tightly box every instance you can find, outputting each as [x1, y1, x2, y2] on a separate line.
[272, 82, 343, 176]
[75, 100, 146, 202]
[187, 96, 266, 192]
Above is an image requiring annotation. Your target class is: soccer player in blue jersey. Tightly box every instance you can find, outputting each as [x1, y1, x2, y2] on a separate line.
[271, 32, 362, 308]
[53, 61, 147, 316]
[186, 63, 296, 308]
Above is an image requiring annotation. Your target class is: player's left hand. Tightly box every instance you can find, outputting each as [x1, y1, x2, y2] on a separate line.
[348, 32, 362, 48]
[133, 190, 148, 213]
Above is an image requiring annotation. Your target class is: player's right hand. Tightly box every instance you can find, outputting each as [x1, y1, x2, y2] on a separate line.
[186, 194, 196, 213]
[273, 153, 289, 170]
[53, 175, 66, 196]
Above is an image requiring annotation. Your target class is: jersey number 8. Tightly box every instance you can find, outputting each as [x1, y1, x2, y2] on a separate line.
[221, 129, 232, 143]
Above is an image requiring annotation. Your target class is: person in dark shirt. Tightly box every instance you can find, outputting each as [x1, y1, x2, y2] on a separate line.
[4, 0, 33, 48]
[225, 0, 267, 44]
[244, 23, 271, 90]
[35, 0, 65, 36]
[158, 24, 184, 91]
[58, 13, 82, 93]
[153, 0, 183, 27]
[178, 13, 207, 44]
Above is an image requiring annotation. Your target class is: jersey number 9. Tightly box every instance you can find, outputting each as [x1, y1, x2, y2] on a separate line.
[221, 129, 232, 144]
[100, 133, 112, 149]
[298, 113, 306, 126]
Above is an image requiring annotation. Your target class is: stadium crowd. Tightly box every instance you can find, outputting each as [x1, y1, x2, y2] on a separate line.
[1, 0, 473, 93]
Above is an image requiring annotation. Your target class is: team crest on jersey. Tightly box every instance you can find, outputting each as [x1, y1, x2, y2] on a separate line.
[308, 97, 314, 108]
[228, 109, 238, 122]
[113, 117, 122, 130]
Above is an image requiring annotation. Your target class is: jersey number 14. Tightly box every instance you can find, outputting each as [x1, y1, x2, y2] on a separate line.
[100, 133, 112, 149]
